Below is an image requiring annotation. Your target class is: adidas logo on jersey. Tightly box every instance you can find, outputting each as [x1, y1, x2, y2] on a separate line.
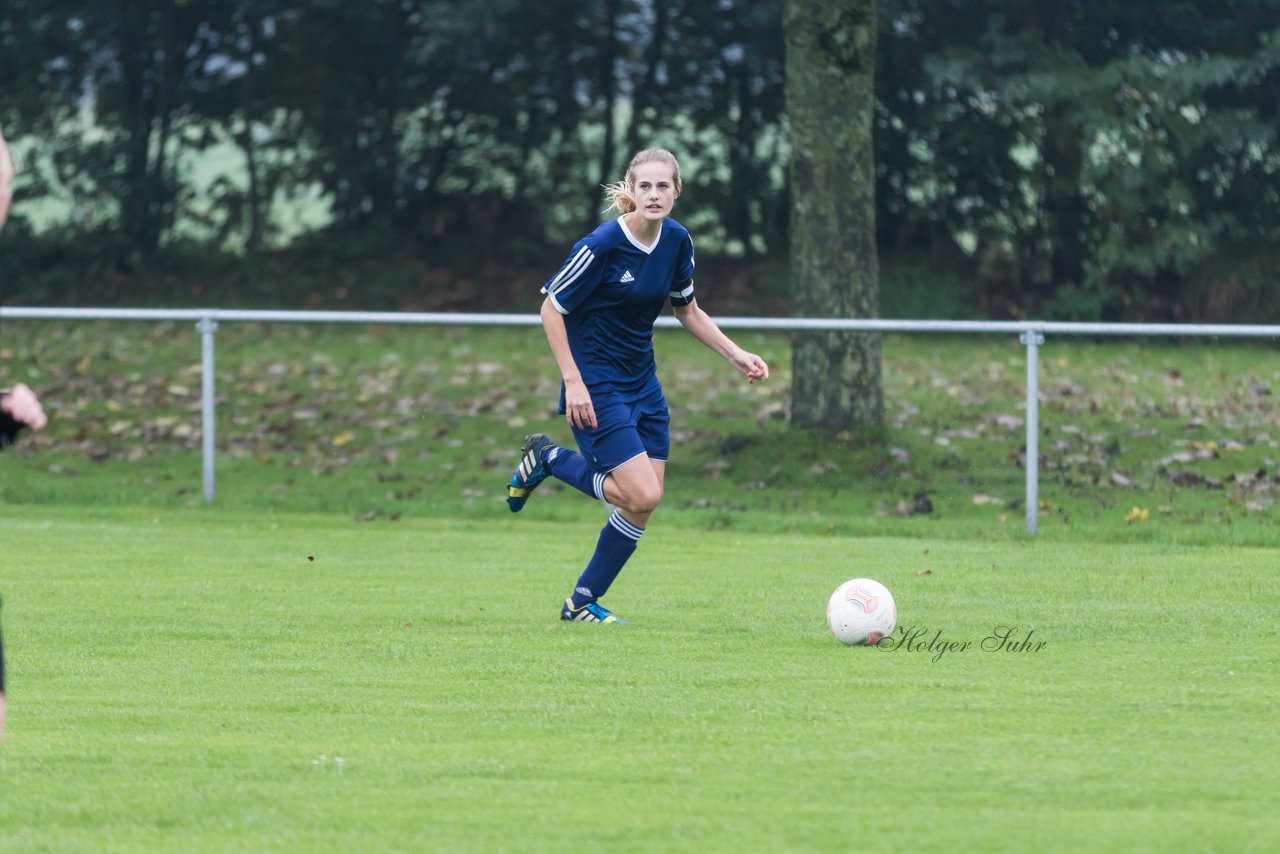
[620, 270, 635, 283]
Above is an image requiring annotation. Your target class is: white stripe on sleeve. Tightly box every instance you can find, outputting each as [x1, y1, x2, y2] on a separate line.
[543, 246, 595, 296]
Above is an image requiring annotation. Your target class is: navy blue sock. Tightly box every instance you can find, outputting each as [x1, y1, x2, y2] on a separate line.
[544, 446, 605, 500]
[570, 510, 644, 607]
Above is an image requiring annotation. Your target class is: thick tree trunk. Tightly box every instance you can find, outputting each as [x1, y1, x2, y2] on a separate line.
[783, 0, 883, 434]
[118, 0, 158, 255]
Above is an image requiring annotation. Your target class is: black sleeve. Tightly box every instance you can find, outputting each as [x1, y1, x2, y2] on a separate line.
[0, 395, 25, 450]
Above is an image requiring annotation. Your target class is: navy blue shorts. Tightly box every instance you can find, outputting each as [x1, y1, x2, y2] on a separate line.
[570, 385, 670, 474]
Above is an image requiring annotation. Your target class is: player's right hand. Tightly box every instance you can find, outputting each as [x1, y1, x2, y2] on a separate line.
[563, 378, 597, 430]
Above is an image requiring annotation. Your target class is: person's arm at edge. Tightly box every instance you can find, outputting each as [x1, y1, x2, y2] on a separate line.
[0, 128, 14, 229]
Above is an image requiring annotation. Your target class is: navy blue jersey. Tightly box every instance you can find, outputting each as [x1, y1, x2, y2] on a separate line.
[542, 216, 696, 400]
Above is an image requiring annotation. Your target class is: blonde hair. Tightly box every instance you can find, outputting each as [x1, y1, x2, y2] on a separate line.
[603, 148, 682, 214]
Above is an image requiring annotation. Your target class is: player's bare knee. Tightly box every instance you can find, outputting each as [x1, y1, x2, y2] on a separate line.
[627, 484, 662, 515]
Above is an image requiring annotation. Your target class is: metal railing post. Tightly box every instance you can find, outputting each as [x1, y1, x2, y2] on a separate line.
[1020, 330, 1045, 535]
[196, 315, 219, 504]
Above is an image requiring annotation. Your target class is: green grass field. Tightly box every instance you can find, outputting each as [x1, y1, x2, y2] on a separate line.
[0, 507, 1276, 851]
[2, 322, 1279, 850]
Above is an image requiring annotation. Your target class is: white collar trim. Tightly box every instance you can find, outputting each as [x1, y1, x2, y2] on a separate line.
[618, 215, 660, 254]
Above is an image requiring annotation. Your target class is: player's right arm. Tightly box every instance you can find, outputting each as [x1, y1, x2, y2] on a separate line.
[540, 235, 608, 431]
[540, 298, 596, 430]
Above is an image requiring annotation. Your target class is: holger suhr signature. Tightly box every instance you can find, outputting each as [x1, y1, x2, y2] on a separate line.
[877, 625, 1047, 662]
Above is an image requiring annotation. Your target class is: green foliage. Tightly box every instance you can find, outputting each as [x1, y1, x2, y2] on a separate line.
[878, 257, 981, 319]
[875, 0, 1280, 319]
[2, 0, 1277, 317]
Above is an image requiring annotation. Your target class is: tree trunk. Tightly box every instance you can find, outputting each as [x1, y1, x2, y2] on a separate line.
[238, 121, 264, 252]
[117, 0, 158, 255]
[783, 0, 883, 434]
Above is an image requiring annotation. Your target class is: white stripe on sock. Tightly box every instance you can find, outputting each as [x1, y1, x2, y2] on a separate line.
[608, 510, 645, 541]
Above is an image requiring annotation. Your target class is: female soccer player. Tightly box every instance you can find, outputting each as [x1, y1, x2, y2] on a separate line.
[506, 148, 769, 623]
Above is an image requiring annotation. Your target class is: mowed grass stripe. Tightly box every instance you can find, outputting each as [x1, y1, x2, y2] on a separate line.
[0, 508, 1277, 852]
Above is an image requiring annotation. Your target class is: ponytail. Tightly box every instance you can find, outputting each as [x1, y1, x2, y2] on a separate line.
[602, 179, 637, 215]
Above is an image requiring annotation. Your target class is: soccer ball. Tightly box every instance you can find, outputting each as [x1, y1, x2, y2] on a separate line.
[826, 578, 896, 646]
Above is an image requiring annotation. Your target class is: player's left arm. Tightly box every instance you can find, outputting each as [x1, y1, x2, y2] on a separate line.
[672, 298, 768, 384]
[0, 128, 14, 229]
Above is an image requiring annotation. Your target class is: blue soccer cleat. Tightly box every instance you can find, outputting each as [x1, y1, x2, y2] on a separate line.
[560, 597, 628, 624]
[507, 433, 557, 512]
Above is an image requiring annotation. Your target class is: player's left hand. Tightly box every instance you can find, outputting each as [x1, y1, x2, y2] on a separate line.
[732, 351, 769, 384]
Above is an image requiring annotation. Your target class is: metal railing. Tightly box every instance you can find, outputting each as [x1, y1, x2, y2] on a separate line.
[3, 306, 1278, 534]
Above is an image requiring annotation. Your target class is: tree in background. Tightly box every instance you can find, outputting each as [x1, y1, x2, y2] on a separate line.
[873, 0, 1280, 319]
[1, 0, 1276, 320]
[783, 0, 883, 434]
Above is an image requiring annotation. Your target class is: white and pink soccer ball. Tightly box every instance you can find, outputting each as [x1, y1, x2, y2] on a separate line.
[826, 578, 896, 646]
